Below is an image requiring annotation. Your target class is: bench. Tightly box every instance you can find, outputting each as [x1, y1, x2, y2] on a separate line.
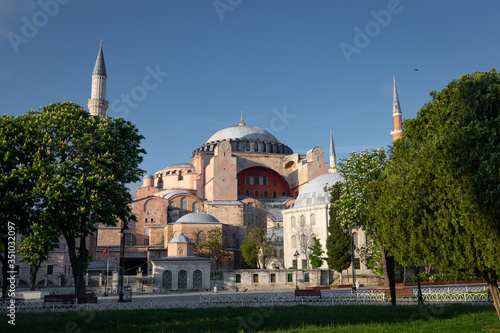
[44, 294, 76, 304]
[295, 289, 321, 298]
[44, 292, 97, 304]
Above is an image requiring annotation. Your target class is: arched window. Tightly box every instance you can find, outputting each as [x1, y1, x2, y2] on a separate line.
[301, 234, 306, 247]
[194, 231, 205, 243]
[254, 171, 259, 185]
[282, 190, 287, 197]
[263, 190, 268, 198]
[173, 231, 180, 238]
[193, 270, 202, 289]
[310, 214, 315, 226]
[291, 216, 296, 228]
[245, 189, 250, 196]
[273, 249, 277, 257]
[179, 247, 184, 255]
[124, 234, 136, 247]
[192, 202, 199, 213]
[237, 177, 241, 185]
[238, 141, 243, 151]
[291, 235, 297, 248]
[168, 201, 176, 209]
[353, 232, 359, 248]
[263, 175, 268, 185]
[300, 215, 305, 227]
[246, 141, 250, 151]
[238, 189, 241, 196]
[279, 249, 284, 258]
[180, 197, 187, 212]
[162, 270, 172, 290]
[273, 179, 277, 186]
[272, 191, 277, 198]
[245, 175, 251, 185]
[254, 190, 259, 198]
[178, 270, 187, 289]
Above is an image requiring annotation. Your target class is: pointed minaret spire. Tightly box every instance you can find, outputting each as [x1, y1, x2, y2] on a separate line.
[391, 76, 402, 141]
[88, 41, 108, 118]
[239, 111, 246, 126]
[329, 129, 338, 173]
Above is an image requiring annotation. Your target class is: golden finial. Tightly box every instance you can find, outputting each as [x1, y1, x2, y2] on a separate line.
[100, 39, 102, 47]
[239, 111, 245, 126]
[179, 226, 183, 235]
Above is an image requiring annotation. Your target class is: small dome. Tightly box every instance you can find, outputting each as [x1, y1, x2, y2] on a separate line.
[168, 233, 193, 244]
[294, 172, 344, 208]
[174, 212, 221, 224]
[206, 125, 280, 144]
[144, 174, 153, 179]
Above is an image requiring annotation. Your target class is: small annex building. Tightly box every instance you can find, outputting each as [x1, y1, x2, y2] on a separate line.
[151, 227, 211, 291]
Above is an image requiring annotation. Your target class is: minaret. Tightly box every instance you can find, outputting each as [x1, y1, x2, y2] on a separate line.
[329, 129, 338, 173]
[391, 76, 402, 141]
[88, 41, 108, 118]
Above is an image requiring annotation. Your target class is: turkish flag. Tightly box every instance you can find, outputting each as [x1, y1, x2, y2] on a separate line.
[100, 246, 108, 255]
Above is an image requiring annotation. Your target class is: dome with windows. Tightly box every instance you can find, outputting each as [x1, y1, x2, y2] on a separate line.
[293, 172, 344, 208]
[174, 212, 221, 224]
[192, 123, 292, 156]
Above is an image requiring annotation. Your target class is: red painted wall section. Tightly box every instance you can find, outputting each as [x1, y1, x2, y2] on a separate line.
[237, 166, 291, 199]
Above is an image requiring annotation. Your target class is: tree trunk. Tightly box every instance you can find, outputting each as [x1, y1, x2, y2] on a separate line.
[482, 268, 500, 320]
[29, 265, 40, 291]
[424, 258, 432, 275]
[65, 235, 89, 299]
[380, 244, 397, 312]
[340, 271, 343, 285]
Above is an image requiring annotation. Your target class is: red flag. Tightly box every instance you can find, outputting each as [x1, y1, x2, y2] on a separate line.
[100, 246, 108, 255]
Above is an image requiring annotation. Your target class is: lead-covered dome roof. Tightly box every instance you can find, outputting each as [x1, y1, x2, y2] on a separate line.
[293, 172, 344, 208]
[193, 123, 292, 156]
[207, 125, 280, 144]
[174, 212, 221, 224]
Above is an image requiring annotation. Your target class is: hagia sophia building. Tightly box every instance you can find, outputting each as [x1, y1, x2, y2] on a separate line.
[9, 42, 403, 288]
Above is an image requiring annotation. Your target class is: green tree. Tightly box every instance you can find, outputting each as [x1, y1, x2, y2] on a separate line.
[308, 237, 325, 269]
[240, 227, 272, 269]
[23, 103, 145, 298]
[205, 228, 231, 270]
[329, 148, 398, 311]
[326, 182, 352, 284]
[18, 222, 59, 291]
[373, 70, 500, 318]
[0, 114, 39, 297]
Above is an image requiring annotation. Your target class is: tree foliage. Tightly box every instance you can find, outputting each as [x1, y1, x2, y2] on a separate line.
[326, 183, 351, 273]
[240, 227, 273, 269]
[328, 149, 398, 310]
[308, 237, 325, 269]
[18, 222, 59, 291]
[373, 70, 500, 318]
[194, 227, 231, 270]
[3, 103, 145, 297]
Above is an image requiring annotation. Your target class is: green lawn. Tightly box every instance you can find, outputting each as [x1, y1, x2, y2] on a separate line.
[2, 304, 499, 332]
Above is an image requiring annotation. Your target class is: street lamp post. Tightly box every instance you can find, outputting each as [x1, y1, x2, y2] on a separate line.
[416, 266, 423, 305]
[211, 252, 218, 292]
[118, 222, 128, 302]
[293, 250, 299, 289]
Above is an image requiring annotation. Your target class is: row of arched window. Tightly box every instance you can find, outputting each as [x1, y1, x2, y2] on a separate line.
[162, 269, 203, 290]
[290, 214, 315, 227]
[238, 189, 287, 198]
[290, 233, 316, 248]
[168, 199, 199, 212]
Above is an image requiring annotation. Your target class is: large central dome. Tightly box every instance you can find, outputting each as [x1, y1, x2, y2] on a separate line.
[206, 125, 280, 144]
[192, 119, 293, 156]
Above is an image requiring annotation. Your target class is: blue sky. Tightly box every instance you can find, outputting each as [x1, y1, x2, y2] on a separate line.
[1, 0, 499, 193]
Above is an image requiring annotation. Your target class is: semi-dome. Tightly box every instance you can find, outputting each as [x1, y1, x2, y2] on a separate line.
[293, 172, 344, 208]
[174, 212, 221, 224]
